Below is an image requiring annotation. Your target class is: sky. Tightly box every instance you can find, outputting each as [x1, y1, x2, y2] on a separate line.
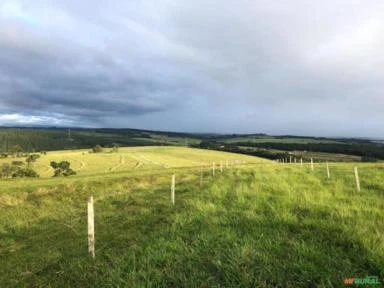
[0, 0, 383, 137]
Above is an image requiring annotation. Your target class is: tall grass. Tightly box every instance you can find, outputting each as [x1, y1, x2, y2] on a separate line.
[0, 162, 383, 287]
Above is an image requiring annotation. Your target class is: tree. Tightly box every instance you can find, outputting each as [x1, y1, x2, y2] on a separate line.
[26, 154, 41, 168]
[111, 143, 119, 152]
[50, 161, 77, 177]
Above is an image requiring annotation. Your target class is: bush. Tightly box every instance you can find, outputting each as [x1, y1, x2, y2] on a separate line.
[0, 163, 39, 178]
[0, 164, 17, 178]
[92, 145, 103, 153]
[11, 167, 39, 178]
[12, 161, 24, 166]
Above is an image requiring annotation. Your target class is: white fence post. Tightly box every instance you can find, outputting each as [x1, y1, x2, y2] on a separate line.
[200, 167, 203, 187]
[88, 196, 95, 259]
[171, 174, 176, 204]
[354, 167, 361, 192]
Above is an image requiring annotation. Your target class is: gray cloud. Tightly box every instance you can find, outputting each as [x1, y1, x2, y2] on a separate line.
[0, 0, 383, 136]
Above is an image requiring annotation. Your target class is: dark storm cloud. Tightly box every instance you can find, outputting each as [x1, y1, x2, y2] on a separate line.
[0, 0, 383, 136]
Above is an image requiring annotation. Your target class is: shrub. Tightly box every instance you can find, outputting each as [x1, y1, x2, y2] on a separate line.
[0, 163, 39, 178]
[92, 145, 103, 153]
[12, 167, 39, 178]
[111, 143, 119, 152]
[0, 164, 17, 178]
[12, 161, 24, 166]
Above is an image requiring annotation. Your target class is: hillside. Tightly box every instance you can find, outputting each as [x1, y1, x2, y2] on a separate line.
[0, 146, 266, 179]
[0, 147, 383, 287]
[1, 127, 384, 162]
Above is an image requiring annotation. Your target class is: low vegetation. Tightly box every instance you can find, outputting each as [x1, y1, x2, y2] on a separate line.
[0, 147, 383, 287]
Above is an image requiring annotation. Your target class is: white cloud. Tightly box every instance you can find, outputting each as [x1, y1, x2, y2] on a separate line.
[0, 113, 73, 126]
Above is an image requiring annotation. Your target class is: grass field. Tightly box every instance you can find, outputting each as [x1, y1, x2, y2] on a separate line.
[0, 147, 266, 179]
[0, 147, 383, 287]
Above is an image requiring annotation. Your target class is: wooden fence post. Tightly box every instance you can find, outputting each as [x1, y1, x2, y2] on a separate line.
[300, 158, 303, 168]
[311, 158, 314, 171]
[171, 174, 176, 204]
[326, 161, 330, 179]
[88, 196, 95, 259]
[200, 167, 203, 187]
[354, 167, 361, 192]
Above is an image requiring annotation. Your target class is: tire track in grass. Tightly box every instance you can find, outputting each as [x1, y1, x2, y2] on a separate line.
[109, 155, 125, 172]
[133, 161, 143, 169]
[128, 153, 168, 168]
[137, 154, 169, 168]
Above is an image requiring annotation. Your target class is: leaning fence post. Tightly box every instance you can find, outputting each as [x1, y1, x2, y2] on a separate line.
[171, 174, 176, 204]
[354, 167, 361, 192]
[326, 161, 330, 179]
[87, 196, 95, 259]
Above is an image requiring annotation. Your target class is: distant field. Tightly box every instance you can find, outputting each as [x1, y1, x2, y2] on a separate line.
[0, 146, 267, 179]
[223, 136, 344, 144]
[239, 146, 363, 162]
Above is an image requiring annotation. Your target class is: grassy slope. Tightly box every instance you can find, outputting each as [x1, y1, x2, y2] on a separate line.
[0, 149, 383, 287]
[0, 147, 265, 179]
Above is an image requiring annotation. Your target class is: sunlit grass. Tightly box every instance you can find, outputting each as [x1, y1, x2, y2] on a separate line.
[0, 151, 383, 287]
